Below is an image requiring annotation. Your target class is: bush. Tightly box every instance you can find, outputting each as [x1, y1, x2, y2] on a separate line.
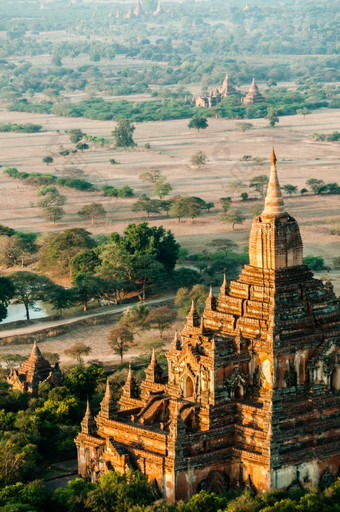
[303, 255, 325, 271]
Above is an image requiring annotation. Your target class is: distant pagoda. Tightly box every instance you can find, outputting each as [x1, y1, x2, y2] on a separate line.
[241, 77, 266, 104]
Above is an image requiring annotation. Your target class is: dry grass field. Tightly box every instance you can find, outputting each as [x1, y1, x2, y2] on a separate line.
[0, 107, 339, 364]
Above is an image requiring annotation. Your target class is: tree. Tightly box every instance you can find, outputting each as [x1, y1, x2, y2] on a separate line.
[281, 184, 297, 197]
[240, 192, 249, 201]
[303, 255, 324, 271]
[236, 122, 253, 133]
[191, 151, 207, 167]
[220, 209, 246, 230]
[307, 178, 327, 195]
[175, 284, 208, 316]
[0, 235, 27, 267]
[188, 116, 208, 131]
[73, 272, 103, 311]
[0, 440, 37, 486]
[112, 120, 136, 147]
[249, 175, 269, 198]
[265, 107, 279, 127]
[42, 156, 53, 165]
[297, 107, 311, 118]
[77, 203, 106, 225]
[153, 179, 172, 199]
[139, 170, 161, 184]
[169, 196, 205, 223]
[119, 303, 150, 337]
[37, 190, 65, 208]
[300, 188, 308, 195]
[68, 129, 85, 144]
[9, 271, 53, 320]
[41, 206, 65, 225]
[107, 326, 134, 363]
[39, 228, 95, 278]
[131, 195, 161, 217]
[76, 142, 89, 152]
[209, 239, 238, 254]
[48, 285, 75, 315]
[220, 197, 231, 213]
[70, 249, 100, 277]
[0, 276, 15, 322]
[146, 305, 176, 339]
[64, 342, 91, 367]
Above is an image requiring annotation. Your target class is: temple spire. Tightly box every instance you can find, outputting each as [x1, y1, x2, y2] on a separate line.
[261, 148, 285, 218]
[220, 269, 228, 295]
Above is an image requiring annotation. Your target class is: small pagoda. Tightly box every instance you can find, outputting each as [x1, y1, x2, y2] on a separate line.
[7, 341, 62, 394]
[242, 78, 266, 104]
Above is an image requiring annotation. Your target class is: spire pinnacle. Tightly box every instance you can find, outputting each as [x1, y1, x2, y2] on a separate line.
[105, 379, 112, 400]
[262, 148, 285, 218]
[151, 347, 157, 365]
[220, 269, 228, 295]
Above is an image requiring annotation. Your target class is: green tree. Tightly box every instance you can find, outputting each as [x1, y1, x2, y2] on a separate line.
[42, 156, 53, 165]
[170, 196, 205, 223]
[76, 142, 89, 152]
[153, 179, 172, 199]
[131, 195, 161, 218]
[236, 122, 253, 133]
[107, 326, 134, 363]
[73, 272, 103, 311]
[77, 203, 106, 225]
[191, 150, 207, 167]
[188, 116, 208, 131]
[249, 175, 269, 198]
[64, 342, 91, 367]
[303, 255, 324, 270]
[70, 249, 100, 277]
[68, 129, 85, 144]
[41, 206, 65, 225]
[0, 440, 37, 486]
[220, 209, 246, 230]
[112, 120, 136, 147]
[146, 305, 176, 339]
[300, 188, 308, 195]
[281, 184, 298, 196]
[119, 303, 150, 337]
[209, 239, 238, 254]
[9, 271, 54, 320]
[39, 228, 95, 278]
[307, 178, 327, 195]
[0, 276, 15, 322]
[48, 285, 75, 316]
[175, 284, 208, 316]
[265, 107, 279, 127]
[139, 169, 161, 184]
[297, 107, 311, 118]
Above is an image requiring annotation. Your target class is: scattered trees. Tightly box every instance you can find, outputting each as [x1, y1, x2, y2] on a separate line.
[188, 116, 208, 131]
[281, 184, 298, 196]
[220, 209, 246, 230]
[249, 175, 269, 198]
[42, 156, 53, 166]
[132, 195, 161, 217]
[77, 203, 106, 225]
[9, 271, 54, 320]
[64, 342, 91, 367]
[112, 120, 136, 147]
[146, 305, 176, 339]
[191, 150, 207, 167]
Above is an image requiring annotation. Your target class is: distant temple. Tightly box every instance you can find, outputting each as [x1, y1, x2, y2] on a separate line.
[76, 150, 340, 501]
[241, 78, 266, 104]
[7, 341, 62, 394]
[195, 75, 265, 108]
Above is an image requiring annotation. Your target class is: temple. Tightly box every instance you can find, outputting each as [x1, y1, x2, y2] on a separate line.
[7, 341, 62, 394]
[195, 75, 265, 108]
[76, 150, 340, 501]
[241, 78, 266, 105]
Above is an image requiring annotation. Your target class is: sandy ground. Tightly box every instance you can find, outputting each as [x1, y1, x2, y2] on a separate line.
[0, 107, 339, 362]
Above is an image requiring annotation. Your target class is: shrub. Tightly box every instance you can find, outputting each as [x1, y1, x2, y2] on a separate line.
[303, 255, 325, 271]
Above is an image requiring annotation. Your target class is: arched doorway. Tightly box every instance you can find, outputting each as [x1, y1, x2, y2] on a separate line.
[331, 367, 340, 391]
[235, 385, 244, 399]
[184, 376, 194, 398]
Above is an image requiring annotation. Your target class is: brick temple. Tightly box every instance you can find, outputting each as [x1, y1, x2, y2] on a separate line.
[76, 150, 340, 501]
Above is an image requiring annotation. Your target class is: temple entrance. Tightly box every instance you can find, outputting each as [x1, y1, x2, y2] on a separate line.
[235, 385, 244, 399]
[331, 367, 340, 391]
[184, 376, 194, 399]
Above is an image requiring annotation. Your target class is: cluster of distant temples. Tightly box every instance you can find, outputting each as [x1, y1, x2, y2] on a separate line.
[195, 74, 265, 108]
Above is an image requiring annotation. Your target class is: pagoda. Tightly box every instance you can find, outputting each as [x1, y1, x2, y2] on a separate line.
[8, 341, 62, 394]
[242, 78, 266, 104]
[76, 151, 340, 501]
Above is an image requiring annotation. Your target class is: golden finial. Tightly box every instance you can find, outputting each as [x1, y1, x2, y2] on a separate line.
[105, 379, 112, 400]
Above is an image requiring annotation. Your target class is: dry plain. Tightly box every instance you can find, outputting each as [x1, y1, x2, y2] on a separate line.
[0, 107, 339, 365]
